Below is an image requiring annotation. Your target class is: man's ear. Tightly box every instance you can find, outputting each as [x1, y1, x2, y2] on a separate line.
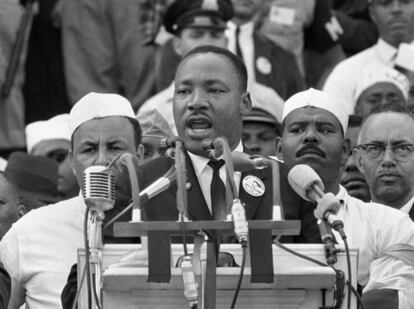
[17, 204, 26, 218]
[240, 92, 252, 115]
[136, 144, 145, 164]
[341, 138, 351, 166]
[274, 136, 284, 161]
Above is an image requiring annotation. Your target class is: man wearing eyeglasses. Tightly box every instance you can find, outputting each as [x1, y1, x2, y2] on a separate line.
[355, 103, 414, 219]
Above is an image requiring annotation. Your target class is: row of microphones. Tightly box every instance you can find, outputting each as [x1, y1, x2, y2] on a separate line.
[202, 137, 249, 245]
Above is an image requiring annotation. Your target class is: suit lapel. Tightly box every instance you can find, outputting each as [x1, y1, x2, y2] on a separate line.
[239, 168, 267, 220]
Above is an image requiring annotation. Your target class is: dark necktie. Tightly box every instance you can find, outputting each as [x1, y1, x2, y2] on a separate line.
[208, 159, 226, 220]
[235, 26, 243, 61]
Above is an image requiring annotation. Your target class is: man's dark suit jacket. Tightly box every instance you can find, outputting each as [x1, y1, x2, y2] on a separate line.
[139, 153, 273, 222]
[253, 32, 305, 100]
[0, 262, 11, 308]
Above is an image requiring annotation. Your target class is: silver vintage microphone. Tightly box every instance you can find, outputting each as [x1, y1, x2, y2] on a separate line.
[83, 165, 115, 220]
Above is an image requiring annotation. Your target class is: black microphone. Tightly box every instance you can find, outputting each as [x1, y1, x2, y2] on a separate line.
[287, 164, 344, 232]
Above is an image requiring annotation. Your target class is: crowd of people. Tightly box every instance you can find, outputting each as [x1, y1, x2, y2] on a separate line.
[1, 0, 414, 308]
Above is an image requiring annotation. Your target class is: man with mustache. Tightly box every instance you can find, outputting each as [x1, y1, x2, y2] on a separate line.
[275, 88, 414, 309]
[340, 115, 371, 202]
[323, 0, 414, 114]
[139, 45, 273, 225]
[355, 103, 414, 219]
[0, 92, 144, 308]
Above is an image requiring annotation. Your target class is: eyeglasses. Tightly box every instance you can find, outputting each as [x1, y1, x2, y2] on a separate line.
[356, 143, 414, 160]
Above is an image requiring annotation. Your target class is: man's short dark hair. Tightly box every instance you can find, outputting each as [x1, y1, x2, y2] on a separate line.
[177, 45, 248, 92]
[362, 102, 414, 126]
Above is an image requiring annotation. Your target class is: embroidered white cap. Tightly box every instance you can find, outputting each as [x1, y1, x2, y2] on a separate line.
[69, 92, 136, 136]
[355, 65, 410, 102]
[26, 114, 71, 153]
[282, 88, 348, 133]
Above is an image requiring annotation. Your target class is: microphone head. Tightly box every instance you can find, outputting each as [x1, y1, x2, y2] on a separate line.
[159, 136, 183, 149]
[287, 164, 324, 201]
[83, 165, 115, 214]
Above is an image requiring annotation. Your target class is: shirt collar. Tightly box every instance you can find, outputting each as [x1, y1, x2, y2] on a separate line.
[400, 195, 414, 214]
[188, 141, 243, 177]
[375, 38, 398, 64]
[227, 21, 255, 36]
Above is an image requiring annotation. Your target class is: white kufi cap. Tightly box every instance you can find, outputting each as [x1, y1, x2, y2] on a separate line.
[69, 92, 136, 136]
[355, 65, 410, 102]
[26, 113, 71, 153]
[282, 88, 348, 133]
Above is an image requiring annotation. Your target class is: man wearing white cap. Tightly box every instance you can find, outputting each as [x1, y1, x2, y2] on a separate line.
[0, 92, 143, 308]
[275, 88, 414, 309]
[26, 114, 79, 200]
[354, 65, 410, 118]
[323, 0, 414, 114]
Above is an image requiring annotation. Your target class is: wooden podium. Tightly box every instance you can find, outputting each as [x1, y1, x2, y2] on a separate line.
[78, 242, 358, 309]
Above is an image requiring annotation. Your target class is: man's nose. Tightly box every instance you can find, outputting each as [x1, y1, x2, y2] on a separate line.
[380, 146, 397, 167]
[95, 148, 110, 166]
[303, 127, 318, 143]
[188, 89, 209, 111]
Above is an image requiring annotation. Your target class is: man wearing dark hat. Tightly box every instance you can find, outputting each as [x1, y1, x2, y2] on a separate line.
[275, 88, 414, 309]
[5, 152, 60, 209]
[138, 0, 233, 134]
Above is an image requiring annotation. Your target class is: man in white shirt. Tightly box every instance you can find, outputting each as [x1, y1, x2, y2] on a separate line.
[275, 88, 414, 309]
[0, 92, 144, 308]
[323, 0, 414, 114]
[355, 103, 414, 219]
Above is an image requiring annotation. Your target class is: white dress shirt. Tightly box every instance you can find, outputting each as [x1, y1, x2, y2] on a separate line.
[226, 21, 256, 91]
[188, 142, 243, 213]
[323, 39, 400, 114]
[332, 186, 414, 309]
[0, 195, 87, 309]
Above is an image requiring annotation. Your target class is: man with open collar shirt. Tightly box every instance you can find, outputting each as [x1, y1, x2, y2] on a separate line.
[275, 88, 414, 309]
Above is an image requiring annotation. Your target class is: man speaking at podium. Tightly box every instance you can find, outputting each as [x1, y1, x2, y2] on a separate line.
[275, 88, 414, 309]
[139, 45, 274, 224]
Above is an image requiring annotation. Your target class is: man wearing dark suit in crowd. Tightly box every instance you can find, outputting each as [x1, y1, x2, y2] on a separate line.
[355, 104, 414, 219]
[227, 0, 305, 100]
[140, 45, 273, 223]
